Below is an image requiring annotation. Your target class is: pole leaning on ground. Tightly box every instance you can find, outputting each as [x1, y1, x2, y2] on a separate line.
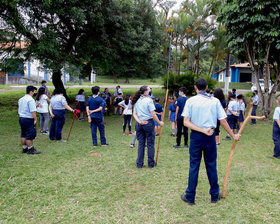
[222, 103, 265, 198]
[66, 114, 76, 141]
[155, 28, 173, 166]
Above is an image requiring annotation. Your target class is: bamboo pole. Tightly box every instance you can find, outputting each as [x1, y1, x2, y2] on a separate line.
[155, 89, 169, 166]
[66, 114, 76, 141]
[222, 103, 265, 198]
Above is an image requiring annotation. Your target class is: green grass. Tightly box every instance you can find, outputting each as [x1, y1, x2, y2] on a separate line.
[0, 89, 280, 223]
[216, 82, 252, 90]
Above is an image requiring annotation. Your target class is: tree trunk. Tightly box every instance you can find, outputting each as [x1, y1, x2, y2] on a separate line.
[175, 37, 178, 74]
[112, 71, 117, 83]
[208, 56, 215, 76]
[224, 53, 231, 95]
[178, 41, 183, 76]
[197, 37, 200, 74]
[52, 68, 68, 99]
[125, 77, 130, 83]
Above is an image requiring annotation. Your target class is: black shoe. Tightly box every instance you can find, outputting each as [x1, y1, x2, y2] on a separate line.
[173, 145, 181, 149]
[184, 145, 189, 149]
[101, 143, 109, 146]
[268, 155, 280, 159]
[22, 148, 28, 153]
[93, 144, 97, 147]
[223, 136, 231, 140]
[27, 147, 41, 155]
[180, 194, 195, 205]
[211, 194, 221, 203]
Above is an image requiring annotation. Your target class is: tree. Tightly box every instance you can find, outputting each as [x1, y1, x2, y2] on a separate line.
[219, 0, 280, 117]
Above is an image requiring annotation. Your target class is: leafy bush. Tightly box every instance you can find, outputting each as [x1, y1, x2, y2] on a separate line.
[163, 72, 217, 96]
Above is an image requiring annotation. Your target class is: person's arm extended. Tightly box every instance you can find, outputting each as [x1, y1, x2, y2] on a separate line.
[151, 111, 164, 126]
[184, 117, 213, 136]
[64, 104, 74, 112]
[31, 111, 37, 125]
[220, 119, 241, 141]
[49, 105, 54, 118]
[175, 106, 179, 121]
[89, 106, 102, 114]
[229, 109, 238, 116]
[276, 119, 280, 128]
[133, 110, 148, 125]
[86, 106, 91, 123]
[169, 111, 171, 120]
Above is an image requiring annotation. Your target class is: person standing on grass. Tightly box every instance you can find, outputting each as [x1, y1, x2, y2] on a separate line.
[18, 85, 40, 154]
[87, 86, 109, 147]
[132, 86, 164, 168]
[154, 97, 163, 136]
[41, 80, 49, 97]
[119, 93, 133, 135]
[36, 87, 50, 134]
[104, 88, 112, 116]
[168, 97, 177, 137]
[75, 89, 86, 121]
[271, 95, 280, 159]
[223, 94, 239, 140]
[180, 78, 241, 205]
[114, 92, 123, 115]
[213, 88, 227, 146]
[173, 87, 188, 149]
[49, 88, 75, 142]
[251, 90, 259, 125]
[237, 94, 246, 129]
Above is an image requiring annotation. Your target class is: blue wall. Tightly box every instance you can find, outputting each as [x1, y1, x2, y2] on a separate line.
[231, 68, 239, 83]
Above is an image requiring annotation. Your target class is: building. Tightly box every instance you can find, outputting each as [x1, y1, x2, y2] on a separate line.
[212, 63, 256, 83]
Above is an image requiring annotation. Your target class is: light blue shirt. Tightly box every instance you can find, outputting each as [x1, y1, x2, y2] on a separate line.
[252, 95, 259, 105]
[134, 95, 155, 121]
[227, 100, 239, 116]
[273, 107, 280, 120]
[50, 94, 67, 110]
[76, 94, 85, 102]
[18, 94, 37, 118]
[238, 102, 245, 112]
[182, 92, 226, 129]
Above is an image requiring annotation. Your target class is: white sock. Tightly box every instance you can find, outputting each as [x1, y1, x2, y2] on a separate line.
[28, 146, 33, 150]
[22, 145, 27, 149]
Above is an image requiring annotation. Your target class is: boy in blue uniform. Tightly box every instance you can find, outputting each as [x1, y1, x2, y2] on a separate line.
[174, 87, 188, 148]
[154, 97, 163, 136]
[271, 95, 280, 159]
[251, 90, 259, 124]
[224, 94, 239, 140]
[18, 86, 40, 154]
[87, 86, 108, 147]
[180, 78, 240, 205]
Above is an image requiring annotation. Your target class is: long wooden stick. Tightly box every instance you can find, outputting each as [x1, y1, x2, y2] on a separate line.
[66, 114, 76, 141]
[222, 103, 265, 198]
[155, 89, 169, 166]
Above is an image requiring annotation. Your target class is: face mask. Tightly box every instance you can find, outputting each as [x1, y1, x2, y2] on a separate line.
[179, 93, 182, 97]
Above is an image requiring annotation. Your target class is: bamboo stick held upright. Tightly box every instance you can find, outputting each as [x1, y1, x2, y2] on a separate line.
[222, 103, 265, 198]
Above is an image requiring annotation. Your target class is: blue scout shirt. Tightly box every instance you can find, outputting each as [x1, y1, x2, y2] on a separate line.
[134, 95, 156, 121]
[18, 94, 37, 118]
[182, 92, 226, 129]
[50, 94, 68, 110]
[273, 107, 280, 121]
[227, 100, 239, 116]
[86, 95, 103, 119]
[252, 95, 259, 105]
[154, 103, 163, 115]
[175, 96, 188, 119]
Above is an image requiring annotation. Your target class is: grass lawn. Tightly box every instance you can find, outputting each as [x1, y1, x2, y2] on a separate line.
[0, 88, 279, 223]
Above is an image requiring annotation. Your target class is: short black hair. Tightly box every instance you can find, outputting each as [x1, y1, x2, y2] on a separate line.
[230, 93, 236, 99]
[254, 90, 258, 94]
[232, 88, 236, 92]
[155, 97, 160, 102]
[237, 94, 243, 99]
[26, 85, 37, 94]
[41, 80, 47, 84]
[179, 87, 186, 94]
[92, 86, 100, 95]
[54, 87, 64, 95]
[195, 78, 207, 90]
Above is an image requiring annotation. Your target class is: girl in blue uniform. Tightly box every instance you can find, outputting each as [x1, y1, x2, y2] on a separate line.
[168, 97, 176, 137]
[154, 97, 163, 136]
[272, 95, 280, 159]
[49, 88, 75, 142]
[76, 89, 85, 120]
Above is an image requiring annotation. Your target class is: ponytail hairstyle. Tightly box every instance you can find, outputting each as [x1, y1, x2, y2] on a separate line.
[78, 89, 84, 95]
[132, 85, 148, 105]
[125, 93, 131, 105]
[36, 87, 46, 101]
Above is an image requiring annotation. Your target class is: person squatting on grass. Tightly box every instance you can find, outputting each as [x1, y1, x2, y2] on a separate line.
[118, 93, 133, 135]
[49, 88, 75, 142]
[76, 89, 86, 120]
[132, 86, 164, 168]
[180, 78, 241, 205]
[213, 88, 227, 146]
[271, 95, 280, 159]
[36, 87, 50, 134]
[86, 86, 109, 147]
[153, 97, 163, 136]
[18, 85, 40, 154]
[174, 87, 188, 149]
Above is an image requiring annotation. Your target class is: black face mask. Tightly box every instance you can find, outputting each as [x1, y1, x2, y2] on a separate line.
[33, 93, 37, 97]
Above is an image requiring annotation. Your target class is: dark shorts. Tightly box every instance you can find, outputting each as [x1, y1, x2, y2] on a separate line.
[238, 112, 244, 122]
[76, 101, 85, 112]
[227, 115, 238, 130]
[19, 117, 37, 140]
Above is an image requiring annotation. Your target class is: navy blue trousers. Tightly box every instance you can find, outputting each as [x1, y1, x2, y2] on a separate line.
[251, 105, 258, 124]
[136, 119, 155, 168]
[90, 117, 106, 145]
[272, 121, 280, 157]
[49, 110, 65, 140]
[185, 131, 219, 203]
[176, 117, 188, 146]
